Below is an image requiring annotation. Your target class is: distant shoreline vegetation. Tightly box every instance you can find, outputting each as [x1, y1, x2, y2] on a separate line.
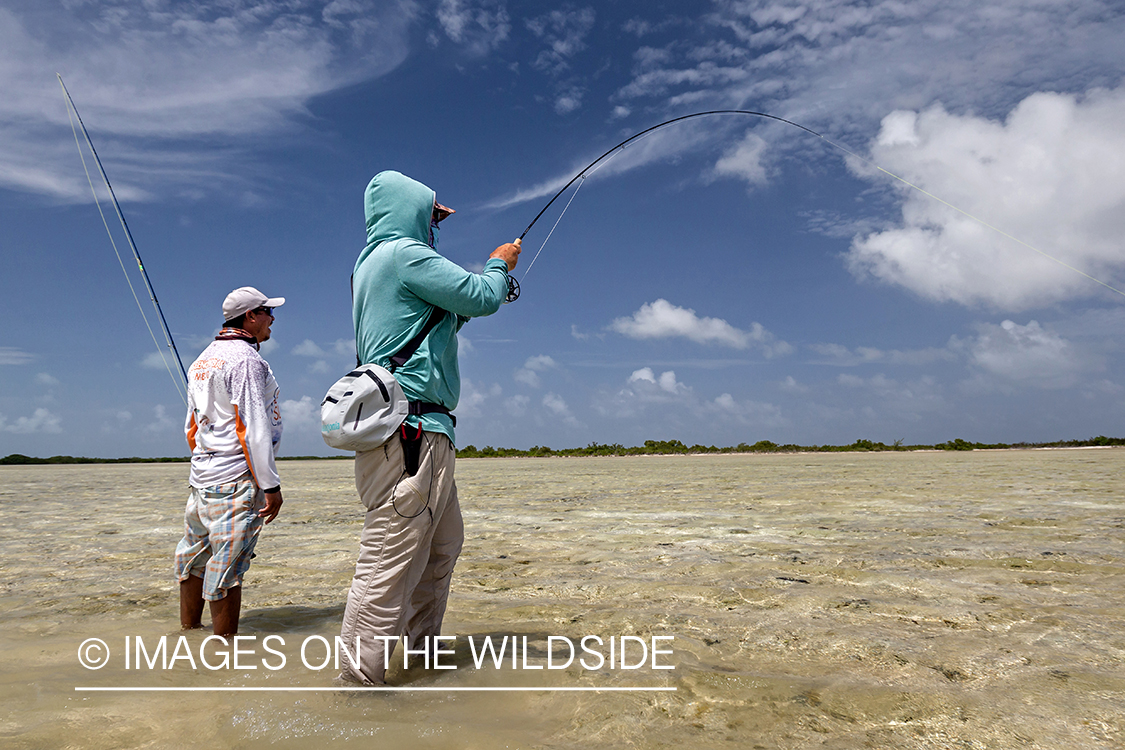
[3, 436, 1124, 465]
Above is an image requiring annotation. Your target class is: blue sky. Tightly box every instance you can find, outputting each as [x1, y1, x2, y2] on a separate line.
[2, 0, 1125, 458]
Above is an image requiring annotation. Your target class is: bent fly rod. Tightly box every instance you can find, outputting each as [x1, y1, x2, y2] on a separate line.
[507, 109, 1125, 304]
[58, 74, 189, 405]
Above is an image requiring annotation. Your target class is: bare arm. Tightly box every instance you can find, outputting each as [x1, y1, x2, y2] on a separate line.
[260, 489, 283, 524]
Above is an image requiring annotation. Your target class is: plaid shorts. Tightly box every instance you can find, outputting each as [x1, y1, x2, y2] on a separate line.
[174, 475, 264, 601]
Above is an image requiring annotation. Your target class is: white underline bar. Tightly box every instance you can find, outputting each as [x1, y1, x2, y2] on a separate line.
[76, 686, 676, 692]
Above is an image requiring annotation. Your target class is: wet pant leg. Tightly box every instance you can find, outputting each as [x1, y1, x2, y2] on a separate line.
[338, 432, 460, 685]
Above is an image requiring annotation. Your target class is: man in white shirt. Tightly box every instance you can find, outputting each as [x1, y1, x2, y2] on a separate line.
[175, 286, 285, 637]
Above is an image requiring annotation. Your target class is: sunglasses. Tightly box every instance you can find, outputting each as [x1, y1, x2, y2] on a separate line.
[252, 306, 274, 317]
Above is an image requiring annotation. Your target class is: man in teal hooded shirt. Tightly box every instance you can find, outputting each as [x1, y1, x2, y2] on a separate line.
[338, 171, 520, 685]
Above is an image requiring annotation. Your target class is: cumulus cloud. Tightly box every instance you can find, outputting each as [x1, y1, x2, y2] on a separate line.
[2, 1, 418, 200]
[504, 394, 530, 418]
[141, 350, 182, 370]
[458, 378, 502, 418]
[703, 393, 786, 429]
[847, 88, 1125, 310]
[514, 355, 558, 388]
[958, 319, 1093, 389]
[292, 339, 327, 357]
[35, 372, 60, 386]
[0, 408, 62, 434]
[609, 299, 791, 355]
[827, 372, 948, 422]
[542, 392, 582, 427]
[597, 367, 692, 420]
[628, 367, 688, 396]
[280, 395, 319, 432]
[143, 404, 177, 434]
[292, 337, 353, 372]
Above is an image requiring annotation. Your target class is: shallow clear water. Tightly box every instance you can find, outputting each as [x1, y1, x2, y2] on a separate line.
[2, 450, 1123, 748]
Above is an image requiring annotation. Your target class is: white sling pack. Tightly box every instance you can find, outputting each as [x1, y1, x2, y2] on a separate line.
[321, 306, 452, 451]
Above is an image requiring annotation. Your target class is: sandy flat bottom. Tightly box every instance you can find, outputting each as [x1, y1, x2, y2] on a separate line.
[1, 450, 1123, 748]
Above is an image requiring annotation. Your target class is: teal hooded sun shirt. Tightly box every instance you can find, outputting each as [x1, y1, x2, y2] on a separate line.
[353, 170, 510, 444]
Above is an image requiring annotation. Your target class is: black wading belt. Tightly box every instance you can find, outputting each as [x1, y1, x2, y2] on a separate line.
[388, 305, 455, 477]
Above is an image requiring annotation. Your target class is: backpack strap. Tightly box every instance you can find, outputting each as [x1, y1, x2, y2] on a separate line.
[351, 270, 446, 371]
[388, 305, 447, 373]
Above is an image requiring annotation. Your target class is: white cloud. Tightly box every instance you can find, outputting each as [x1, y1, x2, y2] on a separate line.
[436, 0, 511, 55]
[280, 395, 319, 432]
[484, 122, 724, 210]
[515, 355, 558, 388]
[554, 86, 586, 115]
[483, 0, 1125, 281]
[2, 1, 419, 200]
[0, 347, 35, 365]
[542, 392, 582, 428]
[601, 368, 693, 419]
[780, 375, 807, 393]
[527, 8, 596, 75]
[847, 88, 1125, 310]
[457, 378, 502, 418]
[293, 339, 327, 357]
[959, 320, 1092, 389]
[627, 367, 687, 395]
[35, 372, 60, 386]
[609, 299, 791, 355]
[141, 350, 181, 370]
[142, 404, 176, 434]
[333, 339, 357, 358]
[712, 132, 769, 187]
[0, 408, 62, 434]
[807, 343, 956, 367]
[505, 394, 530, 418]
[703, 393, 786, 429]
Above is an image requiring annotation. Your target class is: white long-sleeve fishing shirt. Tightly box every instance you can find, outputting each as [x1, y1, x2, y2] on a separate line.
[184, 339, 282, 491]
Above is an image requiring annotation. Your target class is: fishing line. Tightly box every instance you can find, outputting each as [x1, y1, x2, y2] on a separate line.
[58, 74, 190, 405]
[514, 109, 1125, 300]
[521, 175, 586, 280]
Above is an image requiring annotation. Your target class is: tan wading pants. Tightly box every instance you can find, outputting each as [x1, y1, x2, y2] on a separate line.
[338, 431, 463, 685]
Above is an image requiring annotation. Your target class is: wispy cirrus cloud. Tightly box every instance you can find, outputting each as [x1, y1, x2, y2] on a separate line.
[0, 347, 35, 365]
[1, 0, 419, 201]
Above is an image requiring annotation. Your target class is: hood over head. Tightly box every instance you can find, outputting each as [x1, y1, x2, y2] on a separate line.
[364, 170, 436, 248]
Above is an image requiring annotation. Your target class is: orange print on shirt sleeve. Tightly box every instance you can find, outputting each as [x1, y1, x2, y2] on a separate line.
[234, 405, 260, 487]
[187, 414, 198, 452]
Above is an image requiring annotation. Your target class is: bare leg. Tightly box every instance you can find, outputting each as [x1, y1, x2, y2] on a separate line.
[180, 575, 205, 630]
[210, 586, 243, 637]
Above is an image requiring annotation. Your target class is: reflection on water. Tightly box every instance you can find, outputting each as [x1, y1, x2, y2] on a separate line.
[2, 450, 1123, 748]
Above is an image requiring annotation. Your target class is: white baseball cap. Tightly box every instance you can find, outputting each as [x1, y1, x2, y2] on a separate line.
[222, 286, 285, 322]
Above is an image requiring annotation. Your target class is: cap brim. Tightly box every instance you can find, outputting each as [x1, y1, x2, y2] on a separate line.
[265, 297, 285, 308]
[433, 203, 455, 223]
